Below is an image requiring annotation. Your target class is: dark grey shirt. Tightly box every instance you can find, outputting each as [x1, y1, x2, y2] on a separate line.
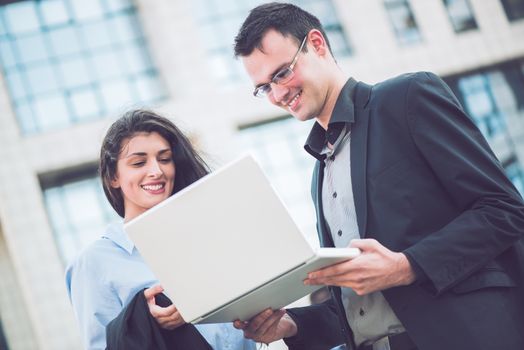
[305, 79, 405, 346]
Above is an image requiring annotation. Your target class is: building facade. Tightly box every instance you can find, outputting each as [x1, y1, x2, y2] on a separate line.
[0, 0, 523, 349]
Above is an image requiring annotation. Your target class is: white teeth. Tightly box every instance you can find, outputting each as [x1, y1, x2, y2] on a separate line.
[288, 92, 301, 107]
[142, 184, 164, 191]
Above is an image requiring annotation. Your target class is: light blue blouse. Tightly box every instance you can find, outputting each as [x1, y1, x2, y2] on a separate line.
[65, 222, 255, 350]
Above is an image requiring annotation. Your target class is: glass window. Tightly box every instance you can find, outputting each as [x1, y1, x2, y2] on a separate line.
[0, 10, 5, 35]
[442, 0, 478, 32]
[33, 93, 70, 129]
[0, 40, 16, 68]
[15, 33, 49, 64]
[110, 14, 142, 43]
[500, 0, 524, 21]
[457, 73, 507, 139]
[90, 49, 124, 80]
[4, 69, 27, 99]
[99, 78, 134, 112]
[384, 0, 422, 45]
[58, 56, 92, 88]
[81, 21, 115, 50]
[4, 2, 40, 35]
[452, 64, 524, 142]
[446, 61, 524, 193]
[70, 0, 104, 22]
[134, 74, 166, 102]
[25, 63, 60, 94]
[193, 0, 352, 86]
[14, 100, 38, 134]
[47, 26, 83, 57]
[69, 87, 101, 121]
[505, 159, 524, 194]
[106, 0, 133, 13]
[42, 169, 118, 264]
[39, 0, 71, 27]
[236, 117, 319, 247]
[122, 43, 154, 74]
[503, 64, 524, 110]
[0, 0, 167, 135]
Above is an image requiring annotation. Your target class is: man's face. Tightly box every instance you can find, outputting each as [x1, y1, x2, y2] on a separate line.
[241, 30, 328, 122]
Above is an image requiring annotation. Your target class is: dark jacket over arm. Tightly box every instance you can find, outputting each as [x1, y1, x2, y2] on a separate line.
[106, 289, 212, 350]
[284, 297, 347, 350]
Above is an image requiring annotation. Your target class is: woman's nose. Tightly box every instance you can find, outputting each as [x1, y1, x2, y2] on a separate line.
[147, 160, 162, 176]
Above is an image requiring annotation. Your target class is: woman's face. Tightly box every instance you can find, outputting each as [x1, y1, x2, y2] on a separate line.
[111, 132, 175, 221]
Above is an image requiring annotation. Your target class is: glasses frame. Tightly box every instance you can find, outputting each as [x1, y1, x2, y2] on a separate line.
[253, 35, 308, 98]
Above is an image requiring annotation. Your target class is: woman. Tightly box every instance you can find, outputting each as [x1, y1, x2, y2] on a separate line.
[65, 110, 255, 350]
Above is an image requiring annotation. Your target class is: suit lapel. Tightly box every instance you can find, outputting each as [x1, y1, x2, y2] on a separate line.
[351, 82, 372, 238]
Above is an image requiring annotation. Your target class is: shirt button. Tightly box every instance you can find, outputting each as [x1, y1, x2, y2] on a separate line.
[330, 155, 335, 161]
[337, 230, 343, 236]
[359, 308, 365, 316]
[333, 192, 337, 198]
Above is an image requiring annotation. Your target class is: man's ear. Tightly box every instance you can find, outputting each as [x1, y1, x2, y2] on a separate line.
[308, 29, 329, 57]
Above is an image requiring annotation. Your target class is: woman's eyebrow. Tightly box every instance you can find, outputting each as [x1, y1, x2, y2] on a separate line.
[125, 148, 171, 158]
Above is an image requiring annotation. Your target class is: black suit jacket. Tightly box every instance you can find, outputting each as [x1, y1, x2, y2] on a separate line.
[106, 290, 212, 350]
[286, 72, 524, 350]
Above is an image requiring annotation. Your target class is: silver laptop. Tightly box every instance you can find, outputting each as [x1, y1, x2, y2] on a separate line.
[125, 154, 359, 324]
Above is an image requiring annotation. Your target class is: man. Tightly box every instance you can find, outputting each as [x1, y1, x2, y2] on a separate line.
[232, 3, 524, 350]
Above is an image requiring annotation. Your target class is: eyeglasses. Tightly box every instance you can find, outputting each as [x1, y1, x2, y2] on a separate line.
[253, 35, 308, 98]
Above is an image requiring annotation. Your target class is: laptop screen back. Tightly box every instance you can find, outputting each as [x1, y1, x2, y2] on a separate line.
[125, 155, 315, 323]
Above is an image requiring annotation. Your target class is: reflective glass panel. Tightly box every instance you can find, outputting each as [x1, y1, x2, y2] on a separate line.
[443, 0, 478, 32]
[384, 0, 422, 45]
[193, 0, 351, 85]
[40, 0, 70, 27]
[4, 2, 40, 34]
[237, 117, 319, 247]
[0, 0, 166, 135]
[43, 174, 118, 264]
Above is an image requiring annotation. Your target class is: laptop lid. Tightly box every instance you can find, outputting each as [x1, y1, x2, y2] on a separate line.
[125, 154, 319, 323]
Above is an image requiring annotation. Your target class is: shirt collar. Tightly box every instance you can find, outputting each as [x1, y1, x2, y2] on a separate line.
[305, 78, 358, 160]
[102, 221, 135, 254]
[321, 124, 350, 157]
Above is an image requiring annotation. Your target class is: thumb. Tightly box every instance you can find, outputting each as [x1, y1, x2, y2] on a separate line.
[144, 285, 164, 301]
[349, 238, 378, 251]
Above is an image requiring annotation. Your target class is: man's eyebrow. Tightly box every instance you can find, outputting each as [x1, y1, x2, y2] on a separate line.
[254, 63, 290, 88]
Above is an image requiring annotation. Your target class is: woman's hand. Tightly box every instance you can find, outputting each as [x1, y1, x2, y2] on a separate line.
[144, 285, 186, 330]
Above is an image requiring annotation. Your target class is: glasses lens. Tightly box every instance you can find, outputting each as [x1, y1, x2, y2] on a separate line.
[273, 68, 293, 84]
[254, 83, 271, 98]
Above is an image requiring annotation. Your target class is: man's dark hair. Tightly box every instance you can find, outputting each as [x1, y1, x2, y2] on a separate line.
[234, 2, 332, 57]
[99, 109, 209, 217]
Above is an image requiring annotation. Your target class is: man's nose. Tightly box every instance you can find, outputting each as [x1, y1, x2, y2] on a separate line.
[270, 83, 289, 104]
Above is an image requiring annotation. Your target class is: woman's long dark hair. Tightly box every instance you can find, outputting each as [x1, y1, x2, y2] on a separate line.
[99, 109, 209, 217]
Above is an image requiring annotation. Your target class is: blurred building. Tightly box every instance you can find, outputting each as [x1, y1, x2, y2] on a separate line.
[0, 0, 523, 349]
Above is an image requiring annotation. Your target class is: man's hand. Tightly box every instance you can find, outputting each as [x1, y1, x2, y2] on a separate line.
[304, 239, 416, 295]
[233, 308, 298, 344]
[144, 285, 186, 330]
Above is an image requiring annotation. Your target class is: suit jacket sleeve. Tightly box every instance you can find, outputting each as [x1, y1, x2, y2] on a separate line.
[402, 72, 524, 294]
[283, 297, 346, 350]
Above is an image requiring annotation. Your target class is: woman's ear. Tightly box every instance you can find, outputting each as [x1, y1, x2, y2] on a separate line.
[110, 176, 120, 189]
